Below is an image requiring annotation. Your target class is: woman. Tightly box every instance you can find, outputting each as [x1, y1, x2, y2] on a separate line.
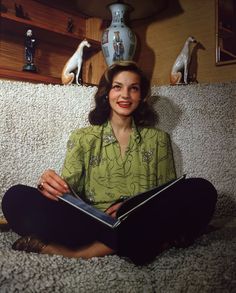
[2, 61, 217, 264]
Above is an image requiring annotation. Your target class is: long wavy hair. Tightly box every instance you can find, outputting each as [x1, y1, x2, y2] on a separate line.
[88, 61, 157, 126]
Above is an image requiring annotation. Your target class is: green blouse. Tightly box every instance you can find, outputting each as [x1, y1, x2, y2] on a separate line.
[61, 121, 176, 211]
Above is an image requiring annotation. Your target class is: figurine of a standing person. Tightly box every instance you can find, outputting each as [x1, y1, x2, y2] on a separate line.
[23, 29, 37, 72]
[67, 17, 74, 33]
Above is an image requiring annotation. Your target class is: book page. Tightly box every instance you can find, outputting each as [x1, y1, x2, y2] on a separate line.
[59, 194, 119, 228]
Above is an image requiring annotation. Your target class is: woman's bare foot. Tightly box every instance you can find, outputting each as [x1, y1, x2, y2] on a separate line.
[42, 241, 115, 259]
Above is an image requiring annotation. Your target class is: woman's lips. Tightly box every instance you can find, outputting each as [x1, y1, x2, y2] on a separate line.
[117, 101, 131, 108]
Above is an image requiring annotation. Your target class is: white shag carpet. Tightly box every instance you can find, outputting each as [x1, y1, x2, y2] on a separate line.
[0, 80, 235, 292]
[0, 217, 235, 292]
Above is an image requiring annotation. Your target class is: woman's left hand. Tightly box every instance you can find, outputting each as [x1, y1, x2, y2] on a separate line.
[105, 202, 123, 218]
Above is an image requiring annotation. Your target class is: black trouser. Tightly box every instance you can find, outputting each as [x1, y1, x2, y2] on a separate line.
[1, 178, 217, 265]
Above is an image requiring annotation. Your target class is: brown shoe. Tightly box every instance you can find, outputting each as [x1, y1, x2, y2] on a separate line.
[12, 235, 47, 253]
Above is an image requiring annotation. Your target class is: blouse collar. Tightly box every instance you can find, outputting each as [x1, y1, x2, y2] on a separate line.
[102, 119, 141, 146]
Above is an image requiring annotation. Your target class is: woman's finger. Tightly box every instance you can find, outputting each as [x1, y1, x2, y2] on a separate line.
[38, 169, 70, 200]
[106, 202, 123, 218]
[44, 176, 69, 195]
[41, 189, 59, 201]
[44, 170, 69, 192]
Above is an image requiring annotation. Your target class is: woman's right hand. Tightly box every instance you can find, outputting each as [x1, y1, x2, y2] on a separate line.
[37, 169, 70, 201]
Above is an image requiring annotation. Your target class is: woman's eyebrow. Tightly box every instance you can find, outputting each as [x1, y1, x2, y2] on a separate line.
[112, 81, 140, 86]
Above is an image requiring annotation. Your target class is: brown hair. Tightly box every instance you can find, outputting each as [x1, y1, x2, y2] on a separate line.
[88, 61, 157, 126]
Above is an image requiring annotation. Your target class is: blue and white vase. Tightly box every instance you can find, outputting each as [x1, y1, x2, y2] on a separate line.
[101, 3, 137, 66]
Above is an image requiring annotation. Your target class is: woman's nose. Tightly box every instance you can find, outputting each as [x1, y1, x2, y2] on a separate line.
[121, 87, 129, 98]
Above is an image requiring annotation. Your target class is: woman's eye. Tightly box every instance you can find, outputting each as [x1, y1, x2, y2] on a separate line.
[130, 86, 140, 92]
[112, 84, 121, 90]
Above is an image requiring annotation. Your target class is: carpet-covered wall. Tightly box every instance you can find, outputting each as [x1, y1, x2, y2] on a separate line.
[0, 80, 235, 217]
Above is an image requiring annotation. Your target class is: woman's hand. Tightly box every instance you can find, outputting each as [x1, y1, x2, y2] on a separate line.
[37, 169, 70, 201]
[105, 202, 123, 218]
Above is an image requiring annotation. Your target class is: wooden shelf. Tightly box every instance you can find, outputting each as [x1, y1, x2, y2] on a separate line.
[1, 12, 101, 50]
[0, 67, 61, 84]
[0, 67, 98, 85]
[0, 0, 103, 85]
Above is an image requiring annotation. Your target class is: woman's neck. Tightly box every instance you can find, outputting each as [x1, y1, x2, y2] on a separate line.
[109, 114, 132, 159]
[109, 114, 132, 133]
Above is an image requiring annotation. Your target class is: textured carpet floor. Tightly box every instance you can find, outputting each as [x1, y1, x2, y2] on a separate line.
[0, 217, 235, 292]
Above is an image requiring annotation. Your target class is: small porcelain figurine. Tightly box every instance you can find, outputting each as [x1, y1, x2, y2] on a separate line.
[15, 3, 24, 18]
[14, 3, 29, 19]
[22, 29, 37, 72]
[61, 39, 91, 85]
[67, 17, 74, 33]
[170, 36, 197, 85]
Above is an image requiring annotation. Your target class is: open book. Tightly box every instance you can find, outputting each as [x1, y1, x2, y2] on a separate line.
[59, 175, 186, 229]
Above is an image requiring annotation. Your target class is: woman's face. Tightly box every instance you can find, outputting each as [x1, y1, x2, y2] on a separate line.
[108, 70, 141, 119]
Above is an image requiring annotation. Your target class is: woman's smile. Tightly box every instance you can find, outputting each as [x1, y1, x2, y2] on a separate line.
[117, 101, 132, 108]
